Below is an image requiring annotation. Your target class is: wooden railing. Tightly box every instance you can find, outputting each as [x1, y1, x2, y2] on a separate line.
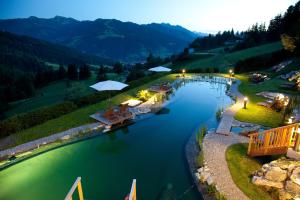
[65, 177, 137, 200]
[248, 123, 300, 157]
[65, 177, 84, 200]
[128, 179, 137, 200]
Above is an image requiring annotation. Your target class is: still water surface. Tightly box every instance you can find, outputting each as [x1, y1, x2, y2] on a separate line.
[0, 78, 232, 200]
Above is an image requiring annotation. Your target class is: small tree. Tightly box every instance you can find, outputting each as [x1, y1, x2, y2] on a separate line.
[67, 64, 78, 80]
[281, 34, 297, 52]
[57, 64, 67, 79]
[79, 64, 91, 80]
[113, 62, 123, 74]
[97, 65, 107, 81]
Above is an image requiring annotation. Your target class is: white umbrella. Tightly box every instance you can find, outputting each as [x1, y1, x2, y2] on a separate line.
[90, 80, 129, 106]
[90, 80, 128, 91]
[149, 66, 171, 72]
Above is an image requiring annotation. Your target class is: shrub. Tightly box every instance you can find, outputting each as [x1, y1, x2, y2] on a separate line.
[0, 101, 77, 137]
[234, 50, 291, 73]
[207, 184, 227, 200]
[195, 125, 207, 167]
[216, 108, 223, 121]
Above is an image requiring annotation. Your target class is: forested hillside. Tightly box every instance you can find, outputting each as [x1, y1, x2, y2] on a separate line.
[0, 16, 198, 62]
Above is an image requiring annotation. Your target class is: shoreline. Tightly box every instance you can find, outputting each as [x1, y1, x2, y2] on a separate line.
[185, 129, 216, 200]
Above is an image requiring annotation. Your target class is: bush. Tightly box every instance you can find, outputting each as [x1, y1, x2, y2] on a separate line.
[0, 101, 77, 137]
[195, 125, 207, 167]
[216, 108, 223, 121]
[73, 92, 109, 107]
[234, 50, 291, 73]
[207, 183, 227, 200]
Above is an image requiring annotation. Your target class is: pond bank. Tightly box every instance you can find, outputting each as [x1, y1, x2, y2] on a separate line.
[185, 130, 216, 200]
[0, 123, 102, 161]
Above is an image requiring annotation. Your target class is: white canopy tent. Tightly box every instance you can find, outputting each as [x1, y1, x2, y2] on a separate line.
[148, 66, 171, 72]
[90, 80, 129, 105]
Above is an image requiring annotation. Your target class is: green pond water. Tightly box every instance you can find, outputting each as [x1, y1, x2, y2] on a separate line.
[0, 79, 232, 200]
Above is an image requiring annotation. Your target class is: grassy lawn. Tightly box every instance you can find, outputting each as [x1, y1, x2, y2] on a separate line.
[226, 143, 278, 200]
[172, 42, 282, 72]
[234, 73, 299, 127]
[5, 74, 177, 148]
[5, 72, 127, 118]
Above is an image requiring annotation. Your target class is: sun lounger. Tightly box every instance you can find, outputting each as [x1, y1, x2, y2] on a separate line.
[257, 102, 272, 108]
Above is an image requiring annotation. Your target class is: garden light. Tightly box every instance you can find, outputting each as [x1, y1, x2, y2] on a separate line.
[243, 97, 248, 109]
[182, 69, 186, 77]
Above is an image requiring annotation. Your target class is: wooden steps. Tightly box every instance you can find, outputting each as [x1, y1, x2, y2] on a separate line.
[247, 123, 300, 157]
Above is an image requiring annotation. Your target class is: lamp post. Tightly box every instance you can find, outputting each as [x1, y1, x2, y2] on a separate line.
[182, 69, 186, 77]
[243, 97, 248, 109]
[229, 69, 233, 78]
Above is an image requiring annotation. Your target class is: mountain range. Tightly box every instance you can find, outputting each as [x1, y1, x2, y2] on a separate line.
[0, 16, 199, 62]
[0, 30, 113, 72]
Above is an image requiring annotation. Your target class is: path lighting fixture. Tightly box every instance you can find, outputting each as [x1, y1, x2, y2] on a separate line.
[182, 69, 186, 77]
[229, 69, 233, 77]
[243, 97, 248, 109]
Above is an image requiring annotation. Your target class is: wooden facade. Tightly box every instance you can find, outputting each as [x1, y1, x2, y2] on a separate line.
[247, 123, 300, 157]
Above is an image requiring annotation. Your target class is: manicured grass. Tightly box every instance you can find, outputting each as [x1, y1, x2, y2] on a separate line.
[234, 74, 299, 127]
[173, 42, 282, 72]
[5, 74, 177, 148]
[6, 74, 97, 117]
[5, 72, 127, 118]
[226, 143, 277, 200]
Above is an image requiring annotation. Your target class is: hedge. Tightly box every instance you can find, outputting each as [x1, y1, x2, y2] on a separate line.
[0, 101, 77, 137]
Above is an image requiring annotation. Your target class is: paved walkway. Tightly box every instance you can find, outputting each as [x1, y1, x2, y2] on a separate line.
[203, 133, 249, 200]
[203, 79, 250, 200]
[216, 80, 244, 135]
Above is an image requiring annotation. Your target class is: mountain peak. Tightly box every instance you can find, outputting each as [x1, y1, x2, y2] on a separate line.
[52, 15, 77, 23]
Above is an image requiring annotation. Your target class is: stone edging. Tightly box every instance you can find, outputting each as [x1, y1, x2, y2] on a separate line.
[185, 130, 215, 200]
[0, 122, 102, 159]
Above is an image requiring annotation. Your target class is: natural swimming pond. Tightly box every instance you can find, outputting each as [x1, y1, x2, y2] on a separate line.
[0, 78, 232, 200]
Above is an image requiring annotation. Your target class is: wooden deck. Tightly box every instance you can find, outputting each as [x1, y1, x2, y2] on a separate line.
[216, 114, 233, 135]
[90, 111, 133, 126]
[216, 99, 244, 135]
[248, 123, 300, 157]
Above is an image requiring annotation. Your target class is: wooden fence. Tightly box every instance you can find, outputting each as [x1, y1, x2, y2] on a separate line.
[247, 123, 300, 157]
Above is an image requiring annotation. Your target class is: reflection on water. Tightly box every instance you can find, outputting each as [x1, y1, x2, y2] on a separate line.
[0, 77, 233, 200]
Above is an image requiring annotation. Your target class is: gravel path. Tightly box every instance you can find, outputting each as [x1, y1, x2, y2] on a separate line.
[203, 79, 251, 200]
[203, 133, 249, 200]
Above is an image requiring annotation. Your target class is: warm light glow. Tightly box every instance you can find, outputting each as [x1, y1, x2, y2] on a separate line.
[288, 118, 293, 124]
[277, 94, 285, 100]
[229, 69, 233, 74]
[182, 69, 186, 73]
[244, 97, 248, 102]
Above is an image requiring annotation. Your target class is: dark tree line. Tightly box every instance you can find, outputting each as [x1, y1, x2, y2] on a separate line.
[0, 63, 91, 115]
[190, 29, 238, 51]
[189, 1, 300, 54]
